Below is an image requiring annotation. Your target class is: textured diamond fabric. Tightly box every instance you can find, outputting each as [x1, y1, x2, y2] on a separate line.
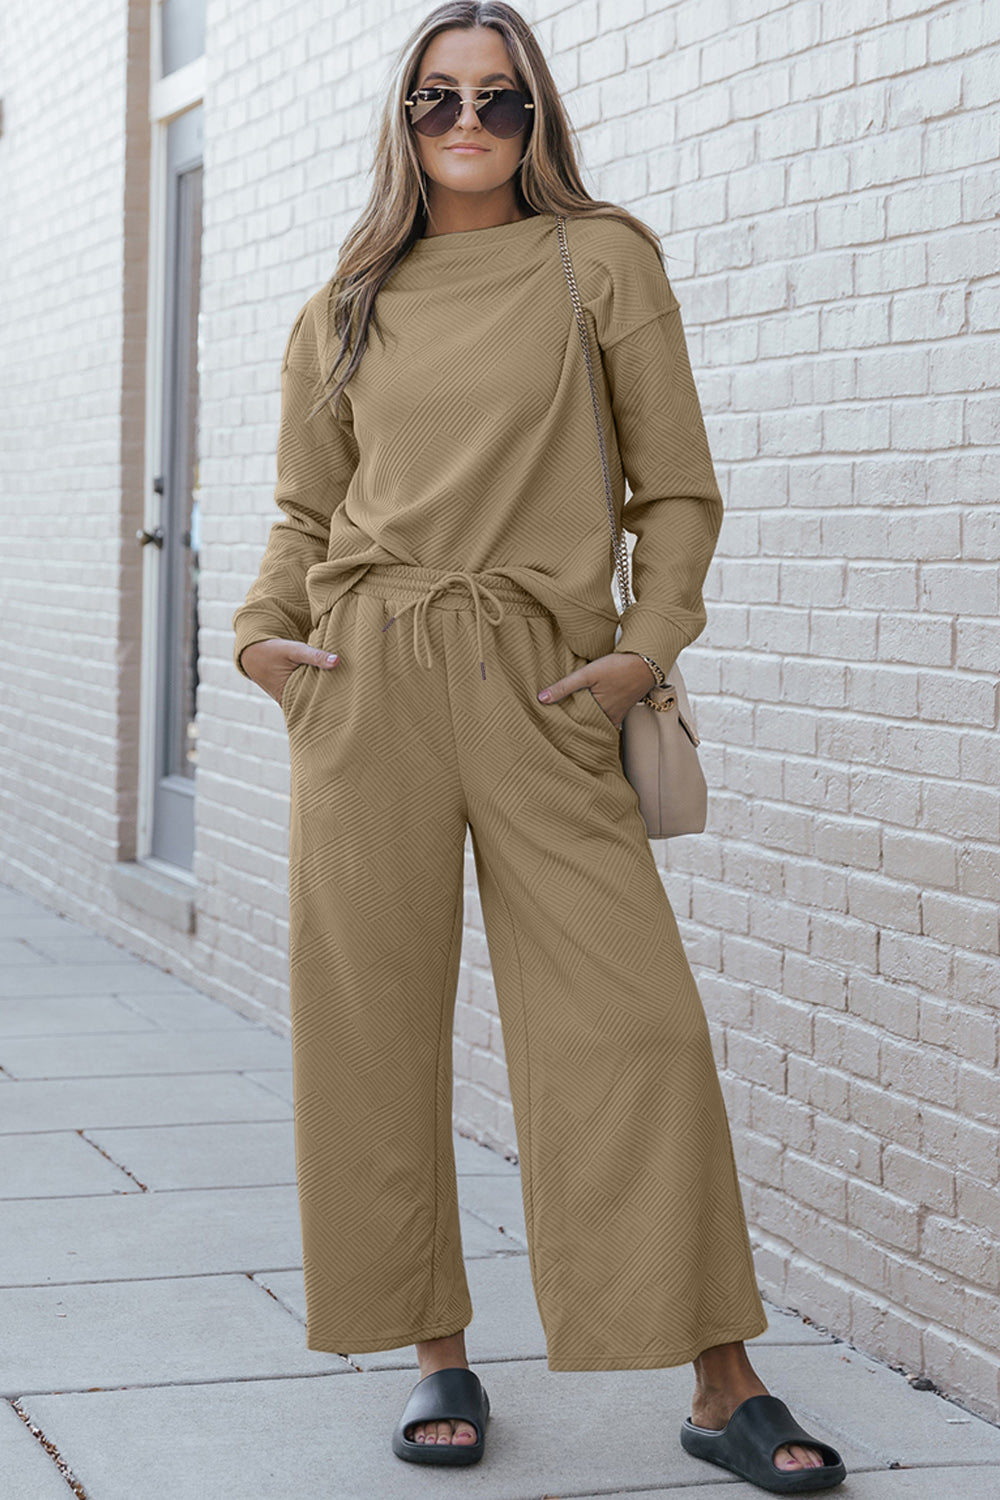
[232, 210, 724, 682]
[277, 564, 769, 1369]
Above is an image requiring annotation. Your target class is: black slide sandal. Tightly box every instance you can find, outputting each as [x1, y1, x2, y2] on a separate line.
[391, 1366, 491, 1466]
[680, 1393, 847, 1494]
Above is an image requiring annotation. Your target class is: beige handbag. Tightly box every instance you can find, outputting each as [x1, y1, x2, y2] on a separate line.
[556, 214, 708, 840]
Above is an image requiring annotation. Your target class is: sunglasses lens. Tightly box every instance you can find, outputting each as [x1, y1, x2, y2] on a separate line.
[410, 91, 461, 136]
[478, 90, 530, 138]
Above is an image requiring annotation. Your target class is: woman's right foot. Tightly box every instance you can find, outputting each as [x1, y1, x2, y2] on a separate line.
[406, 1329, 478, 1447]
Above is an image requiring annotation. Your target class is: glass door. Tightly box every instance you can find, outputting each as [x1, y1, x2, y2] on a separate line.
[148, 103, 202, 868]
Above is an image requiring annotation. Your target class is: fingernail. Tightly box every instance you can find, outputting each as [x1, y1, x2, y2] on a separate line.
[326, 654, 338, 664]
[538, 690, 551, 702]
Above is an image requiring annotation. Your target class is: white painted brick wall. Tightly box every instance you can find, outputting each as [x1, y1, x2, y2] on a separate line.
[1, 0, 998, 1420]
[0, 0, 131, 880]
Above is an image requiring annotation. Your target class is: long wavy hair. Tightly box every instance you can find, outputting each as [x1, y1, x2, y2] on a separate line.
[318, 0, 666, 418]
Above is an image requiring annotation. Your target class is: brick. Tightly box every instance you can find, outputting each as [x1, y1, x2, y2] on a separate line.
[961, 507, 1000, 561]
[754, 704, 818, 755]
[785, 951, 847, 1010]
[748, 606, 811, 653]
[786, 1261, 854, 1341]
[813, 1114, 882, 1183]
[751, 990, 813, 1051]
[956, 844, 1000, 901]
[921, 1326, 1000, 1416]
[888, 509, 963, 560]
[846, 564, 918, 611]
[922, 891, 999, 955]
[623, 8, 676, 67]
[884, 721, 962, 777]
[783, 1150, 847, 1218]
[919, 1102, 999, 1184]
[816, 192, 885, 250]
[921, 1216, 1000, 1286]
[842, 1228, 892, 1295]
[813, 814, 881, 870]
[889, 1255, 965, 1333]
[921, 563, 999, 617]
[751, 800, 814, 856]
[928, 224, 1000, 284]
[883, 830, 956, 891]
[784, 858, 848, 912]
[719, 558, 780, 600]
[847, 663, 918, 718]
[920, 996, 997, 1068]
[960, 732, 1000, 787]
[955, 1176, 1000, 1239]
[878, 613, 954, 667]
[880, 930, 953, 996]
[850, 767, 921, 827]
[727, 1031, 786, 1091]
[884, 1144, 956, 1215]
[850, 1295, 926, 1376]
[691, 881, 750, 933]
[697, 972, 753, 1028]
[808, 609, 878, 660]
[881, 1034, 958, 1110]
[848, 1179, 920, 1254]
[951, 952, 1000, 1013]
[859, 13, 928, 77]
[922, 781, 999, 842]
[823, 305, 893, 362]
[958, 1061, 1000, 1124]
[721, 653, 782, 701]
[779, 559, 845, 608]
[749, 1083, 813, 1154]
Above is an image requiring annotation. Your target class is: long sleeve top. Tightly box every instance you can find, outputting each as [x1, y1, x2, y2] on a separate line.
[232, 210, 724, 680]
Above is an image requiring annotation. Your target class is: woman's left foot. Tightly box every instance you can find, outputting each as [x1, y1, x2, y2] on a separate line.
[690, 1379, 826, 1470]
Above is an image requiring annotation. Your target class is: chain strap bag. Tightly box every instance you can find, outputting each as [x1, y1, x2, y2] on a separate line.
[555, 214, 708, 840]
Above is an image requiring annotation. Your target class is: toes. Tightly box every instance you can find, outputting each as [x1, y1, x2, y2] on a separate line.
[774, 1442, 826, 1470]
[406, 1418, 477, 1447]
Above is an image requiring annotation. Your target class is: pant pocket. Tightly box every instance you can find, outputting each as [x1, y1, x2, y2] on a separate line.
[560, 642, 621, 739]
[578, 684, 620, 735]
[279, 663, 309, 723]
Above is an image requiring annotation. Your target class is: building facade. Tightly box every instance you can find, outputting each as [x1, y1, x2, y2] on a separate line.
[1, 0, 998, 1420]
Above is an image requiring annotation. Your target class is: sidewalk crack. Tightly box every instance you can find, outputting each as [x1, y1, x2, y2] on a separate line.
[9, 1398, 90, 1497]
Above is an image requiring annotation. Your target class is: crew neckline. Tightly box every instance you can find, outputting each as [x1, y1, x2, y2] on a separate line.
[409, 211, 554, 255]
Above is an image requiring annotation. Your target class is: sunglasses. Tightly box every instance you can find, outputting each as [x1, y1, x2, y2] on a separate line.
[404, 86, 534, 140]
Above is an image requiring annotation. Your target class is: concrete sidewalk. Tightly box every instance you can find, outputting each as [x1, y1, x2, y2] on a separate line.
[1, 880, 997, 1500]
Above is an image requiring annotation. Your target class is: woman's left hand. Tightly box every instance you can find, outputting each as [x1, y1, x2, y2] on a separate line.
[537, 652, 657, 731]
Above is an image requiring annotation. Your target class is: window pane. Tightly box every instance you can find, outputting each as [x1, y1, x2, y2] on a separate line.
[160, 0, 206, 77]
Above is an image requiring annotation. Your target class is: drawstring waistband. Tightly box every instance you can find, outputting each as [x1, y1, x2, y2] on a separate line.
[351, 564, 548, 679]
[382, 570, 505, 680]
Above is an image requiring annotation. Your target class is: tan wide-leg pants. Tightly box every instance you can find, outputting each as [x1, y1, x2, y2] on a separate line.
[279, 563, 768, 1370]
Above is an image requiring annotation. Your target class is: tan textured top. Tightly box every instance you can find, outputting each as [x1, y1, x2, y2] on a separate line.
[233, 210, 724, 679]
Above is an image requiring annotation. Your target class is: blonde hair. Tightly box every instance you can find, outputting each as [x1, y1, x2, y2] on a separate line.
[320, 1, 665, 417]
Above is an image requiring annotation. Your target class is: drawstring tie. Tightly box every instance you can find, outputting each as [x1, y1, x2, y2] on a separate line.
[381, 570, 507, 680]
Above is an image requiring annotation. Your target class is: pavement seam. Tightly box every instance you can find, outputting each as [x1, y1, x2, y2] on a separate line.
[8, 1398, 90, 1497]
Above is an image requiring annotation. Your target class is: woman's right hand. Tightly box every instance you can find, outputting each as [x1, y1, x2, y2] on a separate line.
[241, 638, 340, 707]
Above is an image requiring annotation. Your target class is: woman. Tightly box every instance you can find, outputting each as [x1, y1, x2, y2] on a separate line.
[233, 3, 846, 1492]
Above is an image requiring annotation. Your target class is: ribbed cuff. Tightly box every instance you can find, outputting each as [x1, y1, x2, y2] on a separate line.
[614, 607, 698, 681]
[233, 617, 298, 678]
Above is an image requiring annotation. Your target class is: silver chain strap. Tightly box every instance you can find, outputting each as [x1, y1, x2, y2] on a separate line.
[556, 214, 632, 616]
